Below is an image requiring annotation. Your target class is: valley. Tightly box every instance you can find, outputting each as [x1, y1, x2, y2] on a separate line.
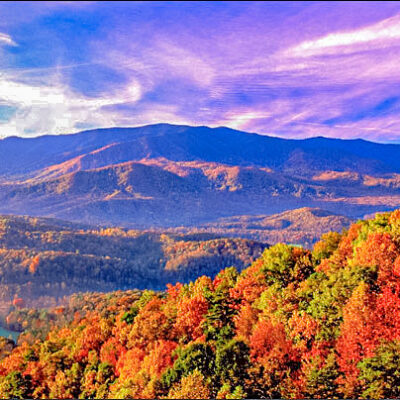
[0, 214, 266, 312]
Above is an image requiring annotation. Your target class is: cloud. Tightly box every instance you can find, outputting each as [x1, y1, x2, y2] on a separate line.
[0, 71, 142, 137]
[205, 10, 400, 142]
[286, 13, 400, 57]
[0, 32, 16, 47]
[152, 40, 215, 87]
[1, 1, 400, 143]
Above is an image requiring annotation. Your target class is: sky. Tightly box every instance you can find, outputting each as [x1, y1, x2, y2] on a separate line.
[1, 1, 400, 142]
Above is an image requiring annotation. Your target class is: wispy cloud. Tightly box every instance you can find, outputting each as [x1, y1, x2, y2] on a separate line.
[1, 2, 400, 142]
[286, 13, 400, 57]
[0, 32, 17, 47]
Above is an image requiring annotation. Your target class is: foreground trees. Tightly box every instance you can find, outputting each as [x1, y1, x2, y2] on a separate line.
[2, 210, 400, 398]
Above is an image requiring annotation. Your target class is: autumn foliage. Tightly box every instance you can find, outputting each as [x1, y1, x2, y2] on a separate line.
[2, 210, 400, 398]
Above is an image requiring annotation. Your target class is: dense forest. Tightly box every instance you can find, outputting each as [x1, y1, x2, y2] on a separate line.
[1, 210, 400, 398]
[0, 215, 266, 312]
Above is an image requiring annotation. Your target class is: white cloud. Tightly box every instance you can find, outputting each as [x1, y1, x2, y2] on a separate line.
[0, 72, 142, 137]
[153, 40, 215, 87]
[0, 32, 16, 46]
[286, 14, 400, 57]
[216, 111, 272, 131]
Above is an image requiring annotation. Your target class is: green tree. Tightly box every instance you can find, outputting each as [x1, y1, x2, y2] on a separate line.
[0, 371, 32, 399]
[304, 351, 340, 399]
[215, 339, 250, 388]
[358, 340, 400, 399]
[203, 268, 240, 344]
[261, 244, 313, 288]
[161, 343, 215, 393]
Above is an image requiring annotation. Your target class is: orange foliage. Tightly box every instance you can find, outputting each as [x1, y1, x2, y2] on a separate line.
[0, 342, 30, 376]
[128, 298, 171, 347]
[389, 209, 400, 228]
[336, 283, 378, 396]
[74, 317, 105, 362]
[355, 232, 399, 285]
[24, 361, 45, 387]
[29, 255, 40, 274]
[54, 306, 65, 314]
[288, 311, 318, 353]
[166, 282, 184, 300]
[337, 223, 362, 262]
[175, 294, 208, 341]
[229, 275, 265, 304]
[234, 303, 259, 341]
[12, 296, 25, 308]
[250, 318, 295, 367]
[5, 209, 400, 398]
[115, 347, 145, 380]
[375, 285, 400, 341]
[141, 340, 178, 377]
[100, 337, 124, 367]
[167, 370, 210, 399]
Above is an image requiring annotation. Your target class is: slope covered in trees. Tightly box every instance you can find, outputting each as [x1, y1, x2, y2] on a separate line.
[2, 210, 400, 398]
[0, 215, 266, 312]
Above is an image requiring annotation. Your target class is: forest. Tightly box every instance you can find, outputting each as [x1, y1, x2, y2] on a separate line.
[1, 209, 400, 398]
[0, 215, 266, 311]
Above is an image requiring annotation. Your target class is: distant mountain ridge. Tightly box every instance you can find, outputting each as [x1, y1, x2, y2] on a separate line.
[1, 124, 400, 227]
[3, 124, 400, 177]
[166, 207, 354, 248]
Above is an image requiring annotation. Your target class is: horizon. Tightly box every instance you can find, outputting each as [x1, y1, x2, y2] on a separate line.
[1, 2, 400, 142]
[0, 122, 399, 145]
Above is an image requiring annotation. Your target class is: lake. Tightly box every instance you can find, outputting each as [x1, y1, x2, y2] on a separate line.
[0, 326, 20, 342]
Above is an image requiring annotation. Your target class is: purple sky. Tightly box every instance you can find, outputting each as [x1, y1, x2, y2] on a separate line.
[1, 1, 400, 142]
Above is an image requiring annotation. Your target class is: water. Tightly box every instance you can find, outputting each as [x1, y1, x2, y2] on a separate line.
[0, 326, 19, 342]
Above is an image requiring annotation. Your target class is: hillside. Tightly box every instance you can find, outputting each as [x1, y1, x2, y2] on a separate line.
[0, 215, 266, 313]
[0, 207, 352, 313]
[2, 210, 400, 398]
[168, 207, 354, 247]
[1, 125, 400, 227]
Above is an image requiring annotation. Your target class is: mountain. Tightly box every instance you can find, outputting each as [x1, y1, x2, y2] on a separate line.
[3, 124, 400, 176]
[1, 124, 400, 227]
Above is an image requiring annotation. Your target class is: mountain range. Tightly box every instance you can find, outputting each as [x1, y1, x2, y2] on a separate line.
[1, 124, 400, 229]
